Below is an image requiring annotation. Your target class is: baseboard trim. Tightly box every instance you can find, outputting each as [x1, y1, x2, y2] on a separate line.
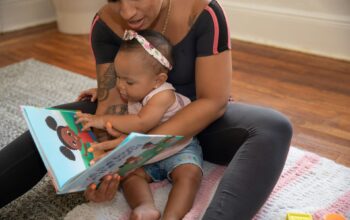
[222, 1, 350, 61]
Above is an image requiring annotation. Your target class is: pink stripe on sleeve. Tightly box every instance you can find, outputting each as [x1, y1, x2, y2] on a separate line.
[216, 1, 232, 49]
[205, 6, 219, 54]
[89, 15, 100, 61]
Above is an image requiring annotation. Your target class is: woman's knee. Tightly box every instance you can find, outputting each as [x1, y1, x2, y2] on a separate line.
[247, 108, 293, 165]
[261, 108, 293, 146]
[198, 103, 293, 163]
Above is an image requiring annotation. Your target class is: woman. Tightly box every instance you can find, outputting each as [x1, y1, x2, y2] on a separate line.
[0, 0, 292, 219]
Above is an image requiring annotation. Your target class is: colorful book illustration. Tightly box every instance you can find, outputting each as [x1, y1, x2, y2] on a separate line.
[21, 106, 183, 194]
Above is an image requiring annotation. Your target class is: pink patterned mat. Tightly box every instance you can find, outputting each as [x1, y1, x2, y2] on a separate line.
[65, 147, 350, 219]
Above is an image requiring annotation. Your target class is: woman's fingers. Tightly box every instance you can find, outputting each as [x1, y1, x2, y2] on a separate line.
[90, 138, 124, 152]
[84, 178, 110, 203]
[105, 121, 122, 137]
[106, 174, 121, 200]
[84, 183, 98, 202]
[91, 92, 97, 102]
[75, 94, 84, 102]
[75, 88, 97, 102]
[89, 135, 126, 164]
[89, 139, 121, 164]
[89, 151, 108, 164]
[84, 174, 120, 202]
[75, 91, 91, 102]
[97, 175, 112, 196]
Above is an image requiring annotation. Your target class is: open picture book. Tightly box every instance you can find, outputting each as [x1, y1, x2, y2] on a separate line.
[21, 106, 183, 194]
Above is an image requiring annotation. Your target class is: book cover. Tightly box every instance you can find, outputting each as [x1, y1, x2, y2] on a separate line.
[21, 106, 183, 194]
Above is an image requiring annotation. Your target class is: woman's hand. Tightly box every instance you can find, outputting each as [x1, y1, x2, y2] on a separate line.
[83, 121, 126, 203]
[89, 121, 127, 164]
[88, 136, 126, 163]
[84, 174, 121, 202]
[75, 112, 106, 130]
[75, 88, 98, 102]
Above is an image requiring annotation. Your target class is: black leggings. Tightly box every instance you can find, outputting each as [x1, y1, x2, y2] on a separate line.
[0, 101, 292, 219]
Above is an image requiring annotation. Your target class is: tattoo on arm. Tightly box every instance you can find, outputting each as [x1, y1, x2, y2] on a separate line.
[105, 104, 128, 115]
[97, 64, 117, 101]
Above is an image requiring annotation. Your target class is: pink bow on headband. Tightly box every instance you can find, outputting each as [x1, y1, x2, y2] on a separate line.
[123, 30, 173, 71]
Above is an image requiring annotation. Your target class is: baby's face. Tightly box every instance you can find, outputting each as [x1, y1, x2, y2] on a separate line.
[114, 49, 159, 102]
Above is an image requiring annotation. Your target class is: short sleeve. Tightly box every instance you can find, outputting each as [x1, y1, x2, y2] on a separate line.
[90, 15, 122, 64]
[195, 0, 231, 57]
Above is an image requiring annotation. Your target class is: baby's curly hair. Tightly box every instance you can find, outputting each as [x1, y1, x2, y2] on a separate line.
[120, 30, 174, 74]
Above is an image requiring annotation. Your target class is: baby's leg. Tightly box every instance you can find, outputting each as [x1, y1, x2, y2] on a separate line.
[163, 164, 202, 220]
[122, 168, 160, 220]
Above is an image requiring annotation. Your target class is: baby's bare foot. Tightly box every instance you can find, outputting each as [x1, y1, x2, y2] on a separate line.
[130, 204, 160, 220]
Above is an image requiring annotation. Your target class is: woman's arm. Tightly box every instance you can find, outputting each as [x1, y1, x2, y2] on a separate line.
[95, 63, 127, 116]
[92, 63, 127, 141]
[150, 50, 232, 138]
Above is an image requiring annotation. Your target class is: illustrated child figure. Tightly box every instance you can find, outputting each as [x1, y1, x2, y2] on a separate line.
[75, 30, 203, 220]
[45, 115, 90, 161]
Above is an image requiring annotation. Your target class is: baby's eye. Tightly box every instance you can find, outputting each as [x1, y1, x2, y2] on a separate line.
[67, 130, 72, 136]
[127, 81, 134, 85]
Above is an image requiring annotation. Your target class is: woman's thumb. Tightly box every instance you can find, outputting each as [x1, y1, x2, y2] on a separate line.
[106, 121, 120, 137]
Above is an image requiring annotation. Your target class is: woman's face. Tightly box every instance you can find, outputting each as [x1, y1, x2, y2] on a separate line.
[109, 0, 164, 31]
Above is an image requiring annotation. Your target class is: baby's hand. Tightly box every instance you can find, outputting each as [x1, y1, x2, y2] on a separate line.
[75, 112, 106, 131]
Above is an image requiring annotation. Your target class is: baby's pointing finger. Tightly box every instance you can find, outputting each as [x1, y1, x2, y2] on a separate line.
[81, 123, 92, 131]
[74, 117, 86, 124]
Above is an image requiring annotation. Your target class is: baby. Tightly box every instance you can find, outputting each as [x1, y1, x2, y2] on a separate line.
[76, 30, 203, 220]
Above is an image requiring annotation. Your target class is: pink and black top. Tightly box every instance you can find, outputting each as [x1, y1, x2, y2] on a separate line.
[90, 0, 231, 101]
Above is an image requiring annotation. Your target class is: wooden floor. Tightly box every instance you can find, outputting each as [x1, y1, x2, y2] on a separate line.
[1, 23, 349, 167]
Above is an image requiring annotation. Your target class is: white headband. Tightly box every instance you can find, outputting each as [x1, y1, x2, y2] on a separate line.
[123, 30, 173, 70]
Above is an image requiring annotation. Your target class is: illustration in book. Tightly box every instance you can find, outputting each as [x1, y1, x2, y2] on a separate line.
[21, 106, 183, 194]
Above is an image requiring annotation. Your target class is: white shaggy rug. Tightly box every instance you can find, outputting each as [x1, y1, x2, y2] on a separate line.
[65, 147, 350, 220]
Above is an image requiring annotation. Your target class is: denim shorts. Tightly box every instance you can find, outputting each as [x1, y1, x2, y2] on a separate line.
[143, 138, 203, 182]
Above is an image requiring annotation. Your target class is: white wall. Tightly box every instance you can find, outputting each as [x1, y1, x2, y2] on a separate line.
[0, 0, 56, 33]
[1, 0, 349, 60]
[220, 0, 350, 61]
[0, 0, 107, 34]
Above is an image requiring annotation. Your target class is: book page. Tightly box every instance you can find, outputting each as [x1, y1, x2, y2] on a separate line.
[63, 133, 183, 193]
[22, 106, 94, 190]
